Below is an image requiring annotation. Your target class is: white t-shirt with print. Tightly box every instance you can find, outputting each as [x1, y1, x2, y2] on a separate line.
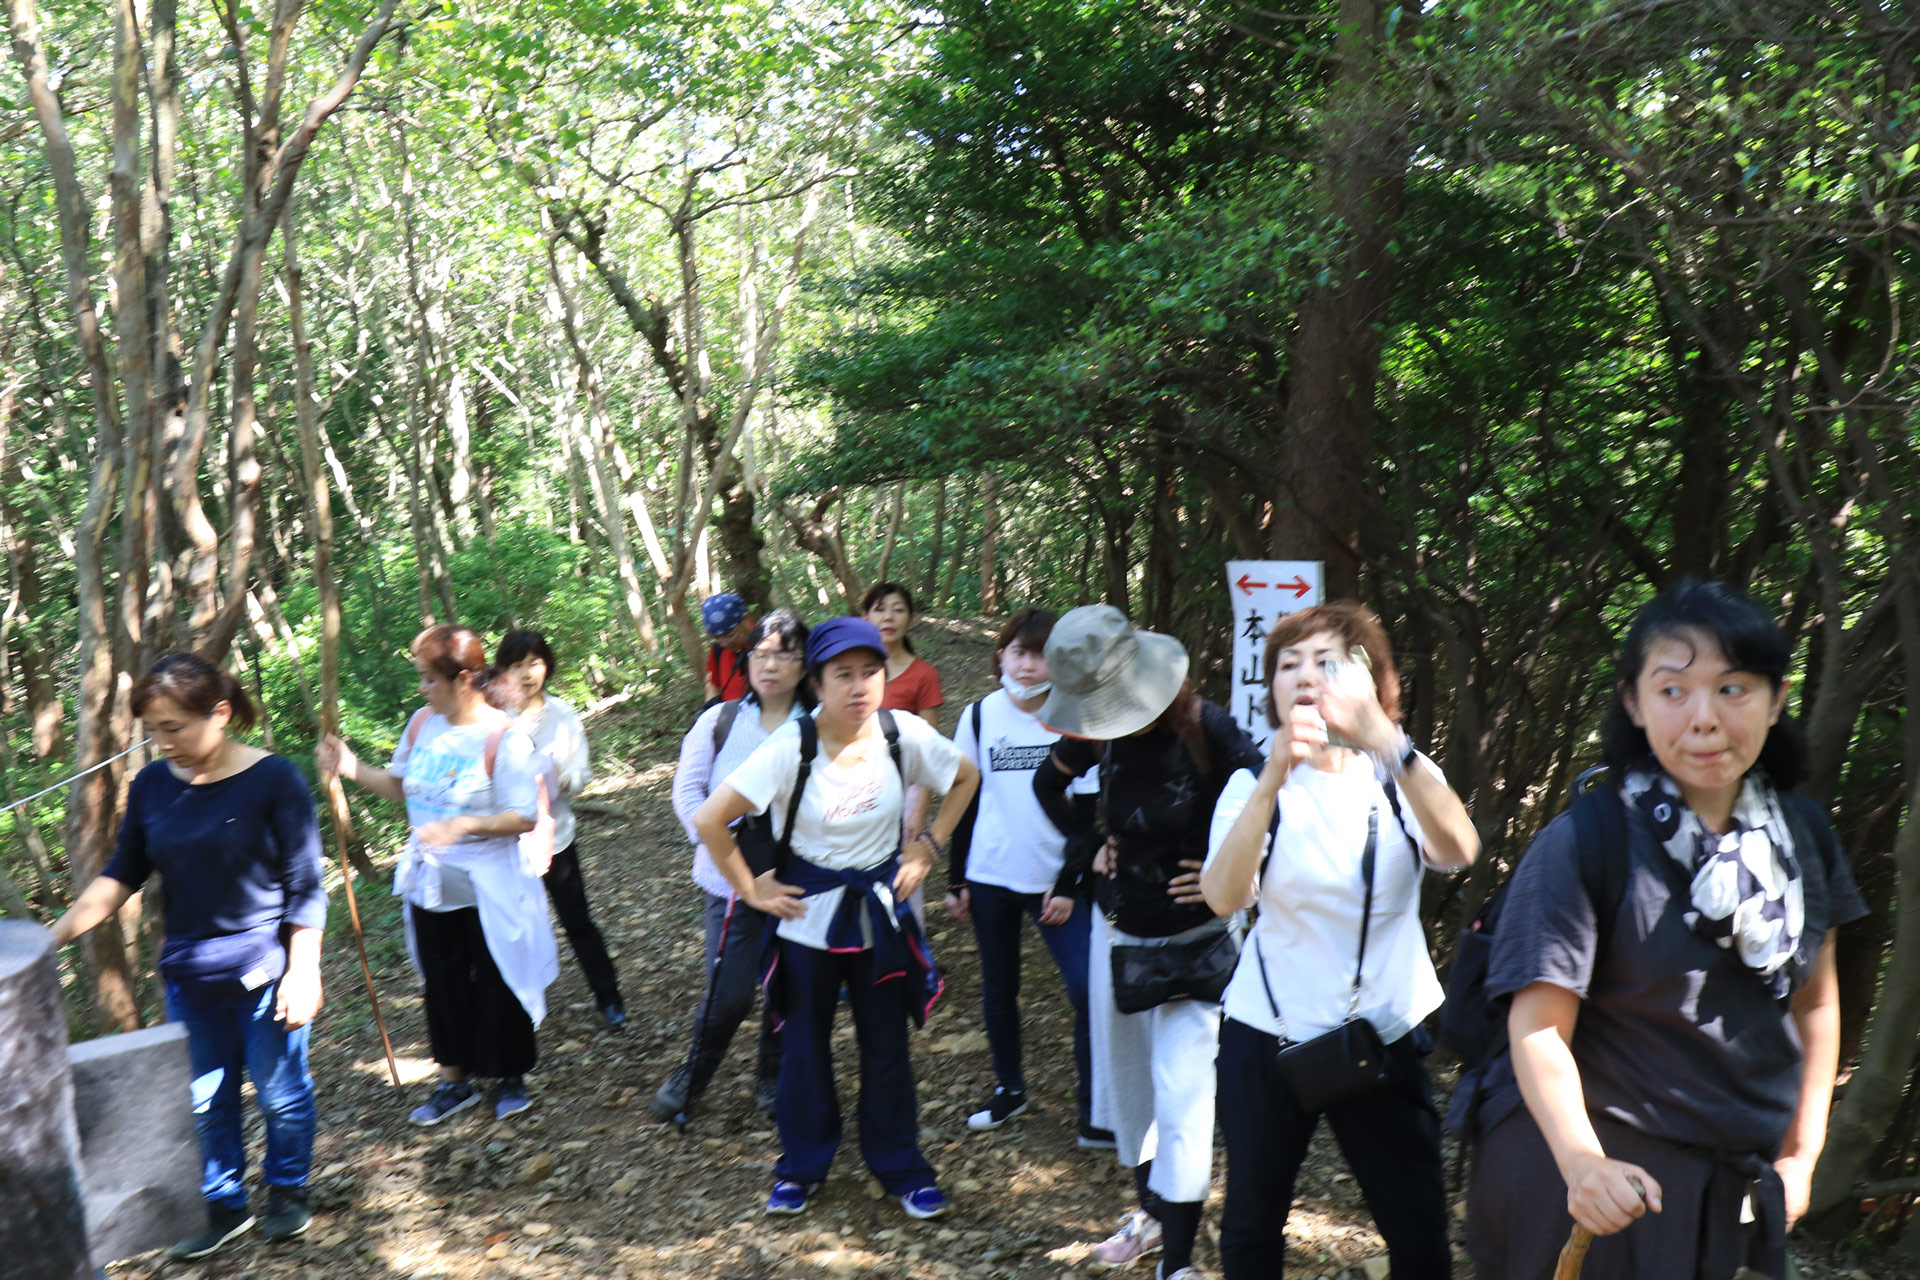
[953, 690, 1086, 895]
[1204, 756, 1454, 1045]
[391, 714, 541, 912]
[724, 710, 963, 950]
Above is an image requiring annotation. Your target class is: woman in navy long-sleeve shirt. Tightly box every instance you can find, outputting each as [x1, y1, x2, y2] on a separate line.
[53, 654, 327, 1263]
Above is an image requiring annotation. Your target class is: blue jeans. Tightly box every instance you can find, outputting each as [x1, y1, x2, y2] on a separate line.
[164, 979, 316, 1210]
[967, 880, 1093, 1124]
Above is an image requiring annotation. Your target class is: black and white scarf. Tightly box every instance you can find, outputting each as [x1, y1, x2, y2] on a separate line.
[1622, 767, 1804, 999]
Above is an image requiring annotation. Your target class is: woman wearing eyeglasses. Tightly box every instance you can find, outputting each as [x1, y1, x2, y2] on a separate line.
[655, 609, 813, 1122]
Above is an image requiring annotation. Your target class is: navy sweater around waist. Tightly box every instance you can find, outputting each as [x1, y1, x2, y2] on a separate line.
[103, 755, 328, 967]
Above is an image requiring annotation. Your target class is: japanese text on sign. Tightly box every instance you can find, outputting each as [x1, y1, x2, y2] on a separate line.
[1226, 560, 1323, 751]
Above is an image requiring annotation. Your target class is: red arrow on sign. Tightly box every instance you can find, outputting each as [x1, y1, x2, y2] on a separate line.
[1277, 575, 1311, 598]
[1235, 574, 1267, 594]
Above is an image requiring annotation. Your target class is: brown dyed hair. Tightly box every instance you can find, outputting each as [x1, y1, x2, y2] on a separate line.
[412, 624, 511, 708]
[992, 607, 1058, 676]
[1261, 601, 1402, 729]
[130, 653, 258, 731]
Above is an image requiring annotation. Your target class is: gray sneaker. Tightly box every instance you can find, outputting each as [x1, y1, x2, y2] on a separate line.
[408, 1079, 480, 1126]
[1087, 1209, 1162, 1271]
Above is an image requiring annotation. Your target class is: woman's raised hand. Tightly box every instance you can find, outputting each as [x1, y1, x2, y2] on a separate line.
[1317, 672, 1394, 756]
[748, 870, 808, 920]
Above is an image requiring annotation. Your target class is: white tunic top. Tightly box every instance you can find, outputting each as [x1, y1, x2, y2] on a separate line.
[724, 711, 963, 950]
[1204, 755, 1455, 1045]
[514, 695, 591, 852]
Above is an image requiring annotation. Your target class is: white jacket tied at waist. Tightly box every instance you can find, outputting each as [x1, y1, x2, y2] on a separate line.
[397, 834, 560, 1027]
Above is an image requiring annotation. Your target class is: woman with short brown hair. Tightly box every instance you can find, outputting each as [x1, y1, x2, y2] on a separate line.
[320, 624, 558, 1126]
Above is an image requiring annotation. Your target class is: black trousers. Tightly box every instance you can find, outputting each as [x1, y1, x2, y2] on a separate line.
[1217, 1016, 1451, 1280]
[411, 904, 538, 1079]
[542, 839, 624, 1011]
[679, 890, 780, 1098]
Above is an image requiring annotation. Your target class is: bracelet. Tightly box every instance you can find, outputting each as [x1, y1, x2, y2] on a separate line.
[918, 829, 946, 860]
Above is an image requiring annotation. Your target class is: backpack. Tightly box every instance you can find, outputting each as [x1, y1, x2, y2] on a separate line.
[403, 707, 554, 865]
[712, 699, 744, 756]
[735, 710, 904, 877]
[1437, 767, 1835, 1073]
[1437, 767, 1626, 1072]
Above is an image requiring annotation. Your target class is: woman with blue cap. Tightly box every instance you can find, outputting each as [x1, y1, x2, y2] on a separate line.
[694, 616, 981, 1220]
[702, 593, 756, 704]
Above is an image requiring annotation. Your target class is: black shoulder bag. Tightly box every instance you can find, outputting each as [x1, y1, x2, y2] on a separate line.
[1255, 804, 1393, 1114]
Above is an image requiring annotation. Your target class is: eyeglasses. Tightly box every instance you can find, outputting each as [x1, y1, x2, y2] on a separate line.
[749, 652, 802, 668]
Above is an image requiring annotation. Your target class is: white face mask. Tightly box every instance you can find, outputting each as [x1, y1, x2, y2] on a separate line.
[1001, 672, 1051, 702]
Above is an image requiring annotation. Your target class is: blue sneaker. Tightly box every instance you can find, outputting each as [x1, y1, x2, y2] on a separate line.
[408, 1080, 479, 1126]
[765, 1179, 814, 1216]
[495, 1077, 531, 1120]
[899, 1186, 950, 1220]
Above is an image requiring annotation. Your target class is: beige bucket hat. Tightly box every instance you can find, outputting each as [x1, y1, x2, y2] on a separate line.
[1036, 605, 1190, 740]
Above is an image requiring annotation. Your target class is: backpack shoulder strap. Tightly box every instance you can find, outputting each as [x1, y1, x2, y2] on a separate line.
[712, 699, 742, 757]
[1570, 784, 1631, 959]
[779, 716, 819, 865]
[484, 721, 510, 779]
[971, 699, 983, 767]
[878, 708, 904, 782]
[403, 706, 431, 751]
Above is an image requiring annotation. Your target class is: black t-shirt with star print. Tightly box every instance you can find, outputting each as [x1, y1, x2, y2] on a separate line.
[1037, 699, 1262, 937]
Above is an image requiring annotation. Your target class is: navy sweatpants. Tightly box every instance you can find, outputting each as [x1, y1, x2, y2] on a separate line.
[772, 940, 937, 1195]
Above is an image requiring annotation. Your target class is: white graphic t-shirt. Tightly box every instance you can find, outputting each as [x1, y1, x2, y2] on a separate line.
[724, 711, 963, 950]
[954, 691, 1094, 894]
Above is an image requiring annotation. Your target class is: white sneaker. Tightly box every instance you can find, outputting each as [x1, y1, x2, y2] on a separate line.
[1087, 1209, 1163, 1271]
[1158, 1269, 1201, 1280]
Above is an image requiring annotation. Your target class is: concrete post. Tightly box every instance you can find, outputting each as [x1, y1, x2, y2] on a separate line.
[0, 922, 92, 1280]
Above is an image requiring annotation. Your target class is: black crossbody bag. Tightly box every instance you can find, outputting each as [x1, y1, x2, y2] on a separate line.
[1255, 804, 1392, 1114]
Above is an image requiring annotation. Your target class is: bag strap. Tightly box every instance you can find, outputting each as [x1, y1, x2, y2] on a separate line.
[1254, 802, 1378, 1040]
[878, 708, 904, 783]
[1349, 805, 1380, 1019]
[779, 716, 819, 871]
[484, 722, 508, 778]
[712, 699, 742, 757]
[971, 699, 983, 771]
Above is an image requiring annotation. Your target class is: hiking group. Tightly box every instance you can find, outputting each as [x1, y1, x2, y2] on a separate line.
[48, 576, 1858, 1280]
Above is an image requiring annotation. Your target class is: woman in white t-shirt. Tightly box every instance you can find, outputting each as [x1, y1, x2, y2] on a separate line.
[653, 609, 811, 1123]
[1200, 603, 1478, 1280]
[694, 617, 980, 1222]
[320, 625, 559, 1127]
[944, 607, 1109, 1146]
[496, 629, 626, 1030]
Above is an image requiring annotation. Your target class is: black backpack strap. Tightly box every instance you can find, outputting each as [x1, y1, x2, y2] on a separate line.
[779, 716, 818, 873]
[1570, 783, 1630, 962]
[971, 699, 983, 761]
[712, 699, 742, 757]
[1382, 775, 1416, 864]
[878, 708, 905, 783]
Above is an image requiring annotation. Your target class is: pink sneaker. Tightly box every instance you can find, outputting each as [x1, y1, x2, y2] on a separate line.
[1088, 1209, 1163, 1270]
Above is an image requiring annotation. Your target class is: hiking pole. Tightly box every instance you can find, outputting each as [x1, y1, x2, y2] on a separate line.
[327, 772, 401, 1088]
[1556, 1176, 1647, 1280]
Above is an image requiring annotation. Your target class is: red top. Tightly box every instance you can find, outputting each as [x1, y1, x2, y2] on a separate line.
[706, 645, 750, 701]
[881, 657, 944, 717]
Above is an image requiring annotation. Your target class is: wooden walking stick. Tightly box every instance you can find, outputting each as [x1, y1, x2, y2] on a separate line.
[286, 208, 400, 1088]
[1556, 1176, 1647, 1280]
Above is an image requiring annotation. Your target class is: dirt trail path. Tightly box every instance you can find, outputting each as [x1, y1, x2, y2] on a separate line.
[111, 615, 1899, 1280]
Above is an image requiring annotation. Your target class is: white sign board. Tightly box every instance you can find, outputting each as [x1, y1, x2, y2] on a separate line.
[1226, 560, 1323, 750]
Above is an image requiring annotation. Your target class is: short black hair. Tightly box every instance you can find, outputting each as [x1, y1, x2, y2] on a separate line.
[1600, 578, 1805, 787]
[745, 609, 816, 710]
[993, 607, 1057, 676]
[494, 629, 558, 688]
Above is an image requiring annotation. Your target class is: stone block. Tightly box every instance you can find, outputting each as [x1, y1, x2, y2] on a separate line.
[67, 1021, 205, 1266]
[0, 921, 91, 1280]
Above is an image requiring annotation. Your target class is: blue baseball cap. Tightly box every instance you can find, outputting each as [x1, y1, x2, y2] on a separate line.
[805, 617, 887, 668]
[700, 593, 749, 637]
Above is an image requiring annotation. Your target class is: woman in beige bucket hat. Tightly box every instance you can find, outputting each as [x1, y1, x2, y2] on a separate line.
[1034, 606, 1264, 1280]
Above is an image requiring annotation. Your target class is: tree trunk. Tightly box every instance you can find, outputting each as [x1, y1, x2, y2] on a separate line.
[922, 479, 945, 600]
[284, 209, 376, 880]
[942, 488, 973, 611]
[1268, 0, 1410, 601]
[875, 482, 906, 585]
[977, 471, 1001, 615]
